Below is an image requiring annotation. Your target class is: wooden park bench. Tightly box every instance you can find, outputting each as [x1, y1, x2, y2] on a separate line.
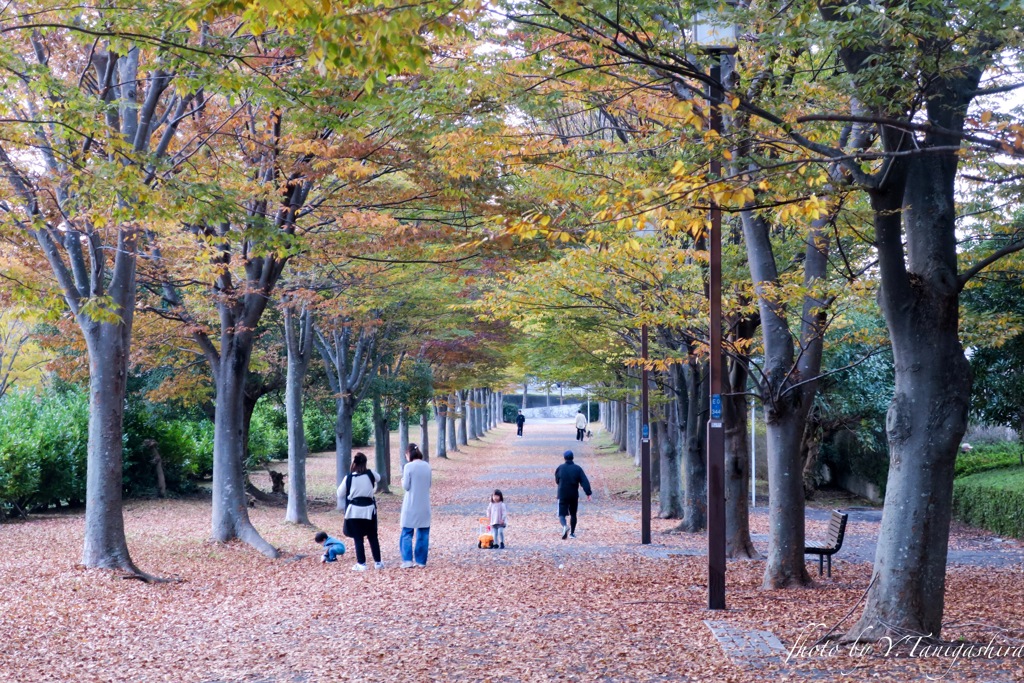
[804, 510, 848, 578]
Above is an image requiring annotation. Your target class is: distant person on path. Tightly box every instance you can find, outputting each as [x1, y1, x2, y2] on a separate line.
[555, 450, 592, 539]
[575, 410, 588, 441]
[339, 452, 383, 571]
[516, 410, 525, 437]
[487, 489, 508, 549]
[400, 443, 432, 568]
[314, 531, 346, 563]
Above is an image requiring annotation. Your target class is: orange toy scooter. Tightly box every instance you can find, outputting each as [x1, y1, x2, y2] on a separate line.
[477, 517, 494, 549]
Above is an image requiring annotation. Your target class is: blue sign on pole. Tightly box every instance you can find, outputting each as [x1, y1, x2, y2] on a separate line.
[711, 394, 722, 420]
[642, 423, 650, 440]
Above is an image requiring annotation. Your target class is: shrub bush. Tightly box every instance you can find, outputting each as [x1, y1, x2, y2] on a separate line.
[304, 402, 335, 453]
[248, 399, 289, 467]
[953, 467, 1024, 539]
[955, 442, 1023, 479]
[0, 433, 40, 516]
[175, 418, 214, 480]
[352, 401, 372, 447]
[0, 386, 88, 513]
[503, 402, 519, 423]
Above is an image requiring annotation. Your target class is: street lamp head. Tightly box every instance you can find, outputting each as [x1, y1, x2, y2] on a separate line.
[692, 1, 739, 54]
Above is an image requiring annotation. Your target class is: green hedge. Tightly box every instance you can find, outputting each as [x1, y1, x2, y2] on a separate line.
[304, 403, 335, 452]
[952, 467, 1024, 539]
[352, 401, 372, 447]
[955, 442, 1023, 478]
[0, 385, 372, 516]
[0, 387, 88, 512]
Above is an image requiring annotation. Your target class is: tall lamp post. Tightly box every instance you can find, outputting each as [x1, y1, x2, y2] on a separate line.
[693, 5, 737, 611]
[641, 324, 651, 545]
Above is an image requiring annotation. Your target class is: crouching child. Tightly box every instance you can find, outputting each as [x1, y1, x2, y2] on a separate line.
[315, 531, 346, 563]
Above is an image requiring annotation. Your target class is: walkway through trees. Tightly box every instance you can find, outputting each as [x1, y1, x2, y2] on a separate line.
[1, 421, 1023, 681]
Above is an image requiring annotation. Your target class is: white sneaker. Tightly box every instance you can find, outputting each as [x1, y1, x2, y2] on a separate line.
[351, 563, 367, 572]
[374, 562, 385, 570]
[401, 561, 415, 569]
[415, 563, 427, 568]
[561, 525, 569, 540]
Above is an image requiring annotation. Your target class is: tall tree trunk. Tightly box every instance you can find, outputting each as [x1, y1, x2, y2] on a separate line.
[314, 324, 377, 497]
[334, 397, 355, 502]
[761, 410, 809, 585]
[419, 407, 430, 461]
[81, 321, 139, 572]
[399, 406, 410, 470]
[522, 381, 528, 408]
[626, 405, 634, 464]
[650, 414, 661, 490]
[212, 341, 278, 558]
[372, 396, 391, 493]
[617, 399, 628, 452]
[447, 392, 458, 452]
[800, 414, 823, 499]
[436, 397, 448, 459]
[468, 389, 476, 439]
[476, 389, 486, 436]
[467, 389, 479, 440]
[658, 367, 684, 519]
[677, 359, 707, 532]
[724, 342, 758, 559]
[481, 389, 489, 433]
[740, 205, 829, 588]
[284, 304, 313, 526]
[849, 143, 972, 639]
[610, 400, 617, 438]
[458, 390, 469, 446]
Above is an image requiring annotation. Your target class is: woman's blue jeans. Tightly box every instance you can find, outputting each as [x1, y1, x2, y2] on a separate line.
[400, 527, 430, 565]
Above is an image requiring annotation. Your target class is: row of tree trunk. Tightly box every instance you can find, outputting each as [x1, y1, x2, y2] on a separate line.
[598, 360, 757, 559]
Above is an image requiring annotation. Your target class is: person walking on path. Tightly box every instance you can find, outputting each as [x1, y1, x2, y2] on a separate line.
[339, 452, 383, 571]
[516, 410, 525, 437]
[575, 410, 588, 442]
[487, 490, 509, 549]
[400, 443, 432, 568]
[555, 450, 592, 539]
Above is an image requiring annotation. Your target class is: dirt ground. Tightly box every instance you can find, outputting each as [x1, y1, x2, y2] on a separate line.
[2, 419, 1023, 682]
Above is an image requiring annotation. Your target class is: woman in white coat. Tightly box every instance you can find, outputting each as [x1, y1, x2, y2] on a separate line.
[339, 452, 383, 571]
[400, 443, 432, 568]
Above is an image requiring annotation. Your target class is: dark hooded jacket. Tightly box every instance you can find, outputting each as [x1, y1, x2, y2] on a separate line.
[555, 460, 592, 500]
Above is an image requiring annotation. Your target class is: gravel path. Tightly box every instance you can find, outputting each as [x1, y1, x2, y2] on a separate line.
[446, 418, 1024, 571]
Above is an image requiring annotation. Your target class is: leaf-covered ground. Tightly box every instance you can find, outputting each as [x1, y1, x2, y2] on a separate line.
[2, 420, 1023, 682]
